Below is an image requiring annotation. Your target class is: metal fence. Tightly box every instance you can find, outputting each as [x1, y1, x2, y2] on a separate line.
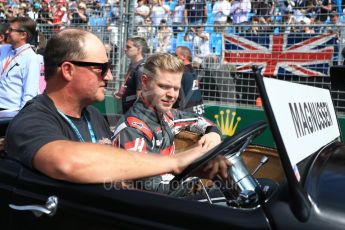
[35, 0, 345, 114]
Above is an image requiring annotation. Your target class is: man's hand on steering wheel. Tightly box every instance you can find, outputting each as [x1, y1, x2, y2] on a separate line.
[170, 121, 267, 185]
[172, 142, 213, 175]
[198, 132, 222, 149]
[193, 155, 230, 180]
[178, 132, 230, 180]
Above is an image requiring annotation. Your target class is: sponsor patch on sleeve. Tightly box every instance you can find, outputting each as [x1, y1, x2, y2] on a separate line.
[126, 117, 153, 141]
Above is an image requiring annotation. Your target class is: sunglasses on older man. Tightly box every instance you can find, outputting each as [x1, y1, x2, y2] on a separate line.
[59, 60, 111, 79]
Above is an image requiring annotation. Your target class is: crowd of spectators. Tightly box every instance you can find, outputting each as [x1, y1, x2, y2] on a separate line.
[132, 0, 345, 34]
[0, 0, 344, 66]
[135, 0, 344, 64]
[0, 0, 123, 27]
[0, 1, 343, 35]
[0, 0, 345, 37]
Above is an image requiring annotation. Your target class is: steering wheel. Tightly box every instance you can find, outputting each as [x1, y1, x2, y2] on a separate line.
[170, 121, 268, 186]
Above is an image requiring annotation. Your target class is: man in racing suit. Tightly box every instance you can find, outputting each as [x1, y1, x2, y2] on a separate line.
[112, 53, 227, 197]
[114, 37, 148, 113]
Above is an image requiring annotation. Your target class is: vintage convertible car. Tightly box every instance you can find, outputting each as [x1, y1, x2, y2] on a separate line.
[1, 70, 345, 229]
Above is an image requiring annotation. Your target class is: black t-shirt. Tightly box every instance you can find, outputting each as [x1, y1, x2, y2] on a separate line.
[71, 12, 89, 24]
[37, 9, 52, 24]
[5, 94, 112, 168]
[257, 1, 274, 17]
[316, 0, 333, 22]
[185, 0, 206, 23]
[122, 59, 145, 113]
[174, 64, 204, 115]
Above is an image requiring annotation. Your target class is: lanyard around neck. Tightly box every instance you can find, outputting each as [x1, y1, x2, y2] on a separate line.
[57, 109, 97, 143]
[1, 47, 31, 76]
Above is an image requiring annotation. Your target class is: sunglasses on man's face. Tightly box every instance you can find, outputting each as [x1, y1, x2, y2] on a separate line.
[59, 60, 111, 79]
[8, 27, 26, 33]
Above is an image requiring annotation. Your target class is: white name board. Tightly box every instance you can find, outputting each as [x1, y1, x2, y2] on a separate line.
[263, 77, 340, 166]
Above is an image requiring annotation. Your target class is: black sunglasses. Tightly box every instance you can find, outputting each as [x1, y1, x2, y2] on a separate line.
[8, 27, 26, 33]
[59, 60, 111, 78]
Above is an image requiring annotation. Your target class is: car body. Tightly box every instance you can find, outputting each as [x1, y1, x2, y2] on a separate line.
[1, 73, 345, 229]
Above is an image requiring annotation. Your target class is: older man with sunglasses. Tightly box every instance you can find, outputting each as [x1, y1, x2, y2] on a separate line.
[5, 28, 224, 185]
[0, 16, 41, 111]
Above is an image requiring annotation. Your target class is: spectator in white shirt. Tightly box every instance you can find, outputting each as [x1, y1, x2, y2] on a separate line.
[230, 0, 251, 24]
[212, 0, 231, 33]
[135, 0, 150, 25]
[280, 8, 297, 33]
[172, 0, 185, 36]
[156, 19, 173, 52]
[185, 25, 214, 64]
[150, 0, 170, 26]
[27, 3, 40, 21]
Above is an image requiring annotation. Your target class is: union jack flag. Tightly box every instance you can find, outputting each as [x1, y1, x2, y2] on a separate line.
[224, 33, 337, 77]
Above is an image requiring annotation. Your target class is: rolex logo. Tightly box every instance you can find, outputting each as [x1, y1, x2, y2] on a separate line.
[214, 110, 241, 136]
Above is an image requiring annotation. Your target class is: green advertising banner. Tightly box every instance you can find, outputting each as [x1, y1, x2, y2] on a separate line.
[204, 104, 275, 147]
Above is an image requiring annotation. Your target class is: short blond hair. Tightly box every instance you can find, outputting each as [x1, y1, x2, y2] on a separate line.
[143, 53, 184, 77]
